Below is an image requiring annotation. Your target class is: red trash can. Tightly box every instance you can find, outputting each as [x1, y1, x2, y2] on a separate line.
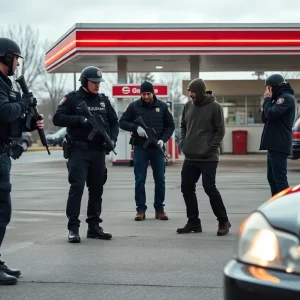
[232, 130, 248, 155]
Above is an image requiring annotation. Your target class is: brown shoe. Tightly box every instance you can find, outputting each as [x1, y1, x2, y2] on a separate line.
[155, 211, 169, 220]
[177, 222, 202, 234]
[134, 212, 145, 221]
[217, 221, 231, 236]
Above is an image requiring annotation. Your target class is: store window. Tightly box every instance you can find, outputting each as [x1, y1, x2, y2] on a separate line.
[222, 96, 246, 125]
[247, 96, 263, 125]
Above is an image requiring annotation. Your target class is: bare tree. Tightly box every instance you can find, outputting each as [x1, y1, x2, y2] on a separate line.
[127, 72, 155, 84]
[279, 72, 300, 79]
[265, 71, 300, 80]
[156, 72, 188, 132]
[0, 24, 44, 93]
[159, 73, 183, 103]
[39, 39, 68, 127]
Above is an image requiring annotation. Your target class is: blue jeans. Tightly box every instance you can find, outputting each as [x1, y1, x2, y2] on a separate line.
[133, 146, 166, 212]
[267, 150, 289, 196]
[0, 154, 12, 249]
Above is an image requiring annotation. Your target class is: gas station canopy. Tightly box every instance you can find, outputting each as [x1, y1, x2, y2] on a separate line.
[45, 23, 300, 74]
[45, 23, 300, 165]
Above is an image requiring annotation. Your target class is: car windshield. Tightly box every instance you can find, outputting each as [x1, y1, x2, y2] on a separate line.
[54, 127, 66, 135]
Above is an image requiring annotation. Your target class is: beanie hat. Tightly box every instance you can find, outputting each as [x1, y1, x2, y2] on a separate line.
[187, 78, 209, 104]
[187, 78, 206, 95]
[140, 81, 154, 94]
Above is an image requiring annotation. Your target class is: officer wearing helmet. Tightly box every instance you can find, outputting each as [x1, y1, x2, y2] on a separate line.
[260, 73, 295, 196]
[53, 66, 119, 243]
[0, 37, 44, 285]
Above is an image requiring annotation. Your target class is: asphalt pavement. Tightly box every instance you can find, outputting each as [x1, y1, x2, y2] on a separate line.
[1, 151, 300, 300]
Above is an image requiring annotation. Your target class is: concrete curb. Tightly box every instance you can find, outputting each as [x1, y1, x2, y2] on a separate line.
[27, 147, 62, 151]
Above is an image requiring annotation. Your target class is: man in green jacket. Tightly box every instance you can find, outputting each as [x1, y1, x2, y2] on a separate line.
[177, 78, 231, 236]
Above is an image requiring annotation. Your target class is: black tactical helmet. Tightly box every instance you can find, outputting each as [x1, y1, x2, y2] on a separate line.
[0, 37, 22, 65]
[265, 74, 286, 87]
[79, 66, 105, 87]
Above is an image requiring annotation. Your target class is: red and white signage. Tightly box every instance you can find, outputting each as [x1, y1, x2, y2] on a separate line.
[112, 84, 169, 98]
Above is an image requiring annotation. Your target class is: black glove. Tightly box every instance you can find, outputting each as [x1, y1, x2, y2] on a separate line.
[78, 116, 90, 127]
[103, 139, 115, 152]
[22, 93, 37, 109]
[111, 140, 116, 148]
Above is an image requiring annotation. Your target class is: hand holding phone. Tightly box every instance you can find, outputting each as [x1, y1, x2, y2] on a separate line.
[264, 86, 272, 98]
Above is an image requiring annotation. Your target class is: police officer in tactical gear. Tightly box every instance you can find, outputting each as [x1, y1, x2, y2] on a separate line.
[53, 66, 119, 243]
[0, 37, 44, 285]
[260, 73, 295, 196]
[119, 81, 175, 221]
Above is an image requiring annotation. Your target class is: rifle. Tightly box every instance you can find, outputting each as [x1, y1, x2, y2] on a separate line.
[15, 76, 51, 155]
[134, 116, 168, 161]
[78, 101, 117, 155]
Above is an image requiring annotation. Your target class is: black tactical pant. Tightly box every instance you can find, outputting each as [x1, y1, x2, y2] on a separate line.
[267, 150, 289, 196]
[0, 154, 12, 250]
[66, 146, 106, 231]
[181, 160, 228, 224]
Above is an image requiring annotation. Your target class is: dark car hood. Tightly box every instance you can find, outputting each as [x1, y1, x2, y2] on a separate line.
[258, 191, 300, 237]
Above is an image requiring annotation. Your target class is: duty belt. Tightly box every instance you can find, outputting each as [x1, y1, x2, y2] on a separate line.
[71, 141, 101, 150]
[0, 142, 24, 159]
[71, 140, 109, 153]
[71, 141, 89, 149]
[0, 143, 11, 155]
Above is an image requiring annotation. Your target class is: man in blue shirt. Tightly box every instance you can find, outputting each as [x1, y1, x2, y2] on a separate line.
[119, 81, 175, 221]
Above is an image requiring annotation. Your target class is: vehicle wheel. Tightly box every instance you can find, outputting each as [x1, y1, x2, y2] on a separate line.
[21, 141, 28, 151]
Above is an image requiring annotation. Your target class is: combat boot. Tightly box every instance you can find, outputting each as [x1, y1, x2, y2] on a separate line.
[217, 221, 231, 236]
[177, 220, 202, 234]
[68, 229, 81, 243]
[87, 225, 112, 240]
[0, 260, 21, 277]
[0, 270, 17, 285]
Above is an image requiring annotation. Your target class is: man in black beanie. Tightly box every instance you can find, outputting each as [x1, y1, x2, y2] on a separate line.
[140, 81, 154, 95]
[120, 81, 175, 221]
[177, 78, 231, 236]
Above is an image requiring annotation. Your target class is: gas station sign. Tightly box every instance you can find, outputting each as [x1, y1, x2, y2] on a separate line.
[112, 84, 169, 98]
